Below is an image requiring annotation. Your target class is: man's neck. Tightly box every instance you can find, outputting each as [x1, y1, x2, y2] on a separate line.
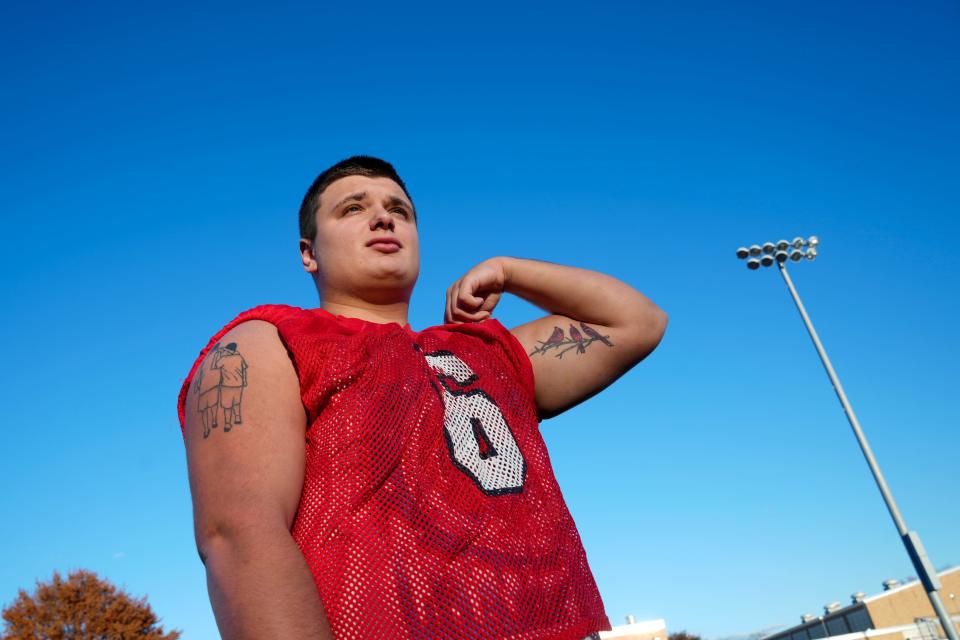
[321, 298, 410, 326]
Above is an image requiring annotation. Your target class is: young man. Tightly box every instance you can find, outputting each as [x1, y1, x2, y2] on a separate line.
[177, 156, 668, 640]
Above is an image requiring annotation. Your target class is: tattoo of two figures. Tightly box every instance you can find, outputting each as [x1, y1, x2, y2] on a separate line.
[193, 324, 611, 439]
[192, 341, 249, 439]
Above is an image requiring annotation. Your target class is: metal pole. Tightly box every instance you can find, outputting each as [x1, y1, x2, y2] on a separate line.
[776, 261, 958, 640]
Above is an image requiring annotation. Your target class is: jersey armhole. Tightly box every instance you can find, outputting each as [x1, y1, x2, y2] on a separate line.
[487, 318, 538, 415]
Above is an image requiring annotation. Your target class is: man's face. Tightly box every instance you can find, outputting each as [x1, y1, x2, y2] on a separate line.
[303, 174, 420, 303]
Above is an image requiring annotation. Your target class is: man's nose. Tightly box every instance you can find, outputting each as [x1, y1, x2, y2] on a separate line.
[369, 207, 395, 231]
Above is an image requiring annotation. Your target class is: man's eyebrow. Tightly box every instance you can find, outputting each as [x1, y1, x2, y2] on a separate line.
[387, 195, 414, 211]
[331, 192, 367, 211]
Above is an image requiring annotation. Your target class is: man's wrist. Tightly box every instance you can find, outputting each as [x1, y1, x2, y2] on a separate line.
[493, 256, 520, 291]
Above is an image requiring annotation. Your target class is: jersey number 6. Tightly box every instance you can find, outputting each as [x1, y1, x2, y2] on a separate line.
[424, 351, 527, 496]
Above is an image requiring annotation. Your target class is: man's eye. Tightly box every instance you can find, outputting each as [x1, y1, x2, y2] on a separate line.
[392, 208, 409, 218]
[344, 205, 362, 214]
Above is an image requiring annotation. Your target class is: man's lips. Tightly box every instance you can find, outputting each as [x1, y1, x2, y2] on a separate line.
[366, 237, 402, 253]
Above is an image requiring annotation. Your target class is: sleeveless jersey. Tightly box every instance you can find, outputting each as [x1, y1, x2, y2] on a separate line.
[177, 304, 611, 640]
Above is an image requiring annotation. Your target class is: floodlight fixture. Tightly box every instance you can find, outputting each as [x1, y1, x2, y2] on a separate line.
[739, 235, 820, 270]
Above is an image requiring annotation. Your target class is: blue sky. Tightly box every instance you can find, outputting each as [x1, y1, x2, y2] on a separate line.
[1, 1, 957, 638]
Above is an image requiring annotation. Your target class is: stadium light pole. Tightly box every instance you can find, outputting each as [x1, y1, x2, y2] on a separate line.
[736, 236, 959, 640]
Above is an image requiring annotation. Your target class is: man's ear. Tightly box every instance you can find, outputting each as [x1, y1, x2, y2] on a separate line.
[299, 238, 318, 274]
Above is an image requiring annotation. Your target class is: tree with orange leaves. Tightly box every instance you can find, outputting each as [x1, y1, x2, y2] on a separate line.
[1, 569, 180, 639]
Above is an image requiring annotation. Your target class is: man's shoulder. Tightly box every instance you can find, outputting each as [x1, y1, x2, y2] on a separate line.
[214, 304, 339, 344]
[231, 303, 310, 325]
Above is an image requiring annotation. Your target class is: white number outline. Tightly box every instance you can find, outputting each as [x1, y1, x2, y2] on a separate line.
[423, 349, 527, 495]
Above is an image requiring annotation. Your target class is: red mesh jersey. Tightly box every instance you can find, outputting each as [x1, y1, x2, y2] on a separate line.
[177, 304, 611, 640]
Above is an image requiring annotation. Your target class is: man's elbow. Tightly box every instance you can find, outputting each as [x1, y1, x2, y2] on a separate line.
[651, 306, 668, 344]
[622, 302, 668, 360]
[195, 514, 290, 567]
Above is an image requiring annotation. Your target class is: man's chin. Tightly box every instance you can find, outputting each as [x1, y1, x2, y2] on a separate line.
[370, 261, 420, 283]
[354, 275, 417, 304]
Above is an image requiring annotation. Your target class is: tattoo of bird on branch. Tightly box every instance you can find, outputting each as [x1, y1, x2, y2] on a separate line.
[529, 323, 614, 359]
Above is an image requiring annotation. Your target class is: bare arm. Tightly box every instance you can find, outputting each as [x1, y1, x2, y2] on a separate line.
[183, 320, 332, 640]
[445, 257, 667, 419]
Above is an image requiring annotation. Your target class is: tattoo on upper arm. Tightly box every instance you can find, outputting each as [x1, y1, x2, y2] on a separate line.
[528, 323, 614, 359]
[191, 341, 249, 438]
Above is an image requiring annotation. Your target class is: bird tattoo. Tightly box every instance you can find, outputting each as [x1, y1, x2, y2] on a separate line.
[580, 322, 613, 347]
[545, 326, 565, 346]
[568, 325, 586, 354]
[529, 322, 615, 359]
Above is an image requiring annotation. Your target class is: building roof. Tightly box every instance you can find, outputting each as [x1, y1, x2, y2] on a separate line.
[603, 618, 667, 639]
[762, 566, 959, 640]
[862, 566, 960, 604]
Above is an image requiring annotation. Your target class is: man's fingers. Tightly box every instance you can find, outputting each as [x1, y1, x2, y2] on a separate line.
[447, 280, 472, 324]
[458, 290, 483, 310]
[453, 299, 491, 322]
[444, 272, 498, 324]
[444, 283, 456, 324]
[480, 291, 501, 313]
[452, 285, 474, 323]
[461, 276, 487, 306]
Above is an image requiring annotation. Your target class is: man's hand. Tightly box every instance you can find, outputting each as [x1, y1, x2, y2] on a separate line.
[444, 258, 509, 324]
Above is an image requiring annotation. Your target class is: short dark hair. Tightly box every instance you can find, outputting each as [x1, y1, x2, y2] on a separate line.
[298, 155, 415, 241]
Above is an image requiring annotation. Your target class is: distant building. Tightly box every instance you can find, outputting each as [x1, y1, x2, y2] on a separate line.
[601, 616, 668, 640]
[763, 567, 960, 640]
